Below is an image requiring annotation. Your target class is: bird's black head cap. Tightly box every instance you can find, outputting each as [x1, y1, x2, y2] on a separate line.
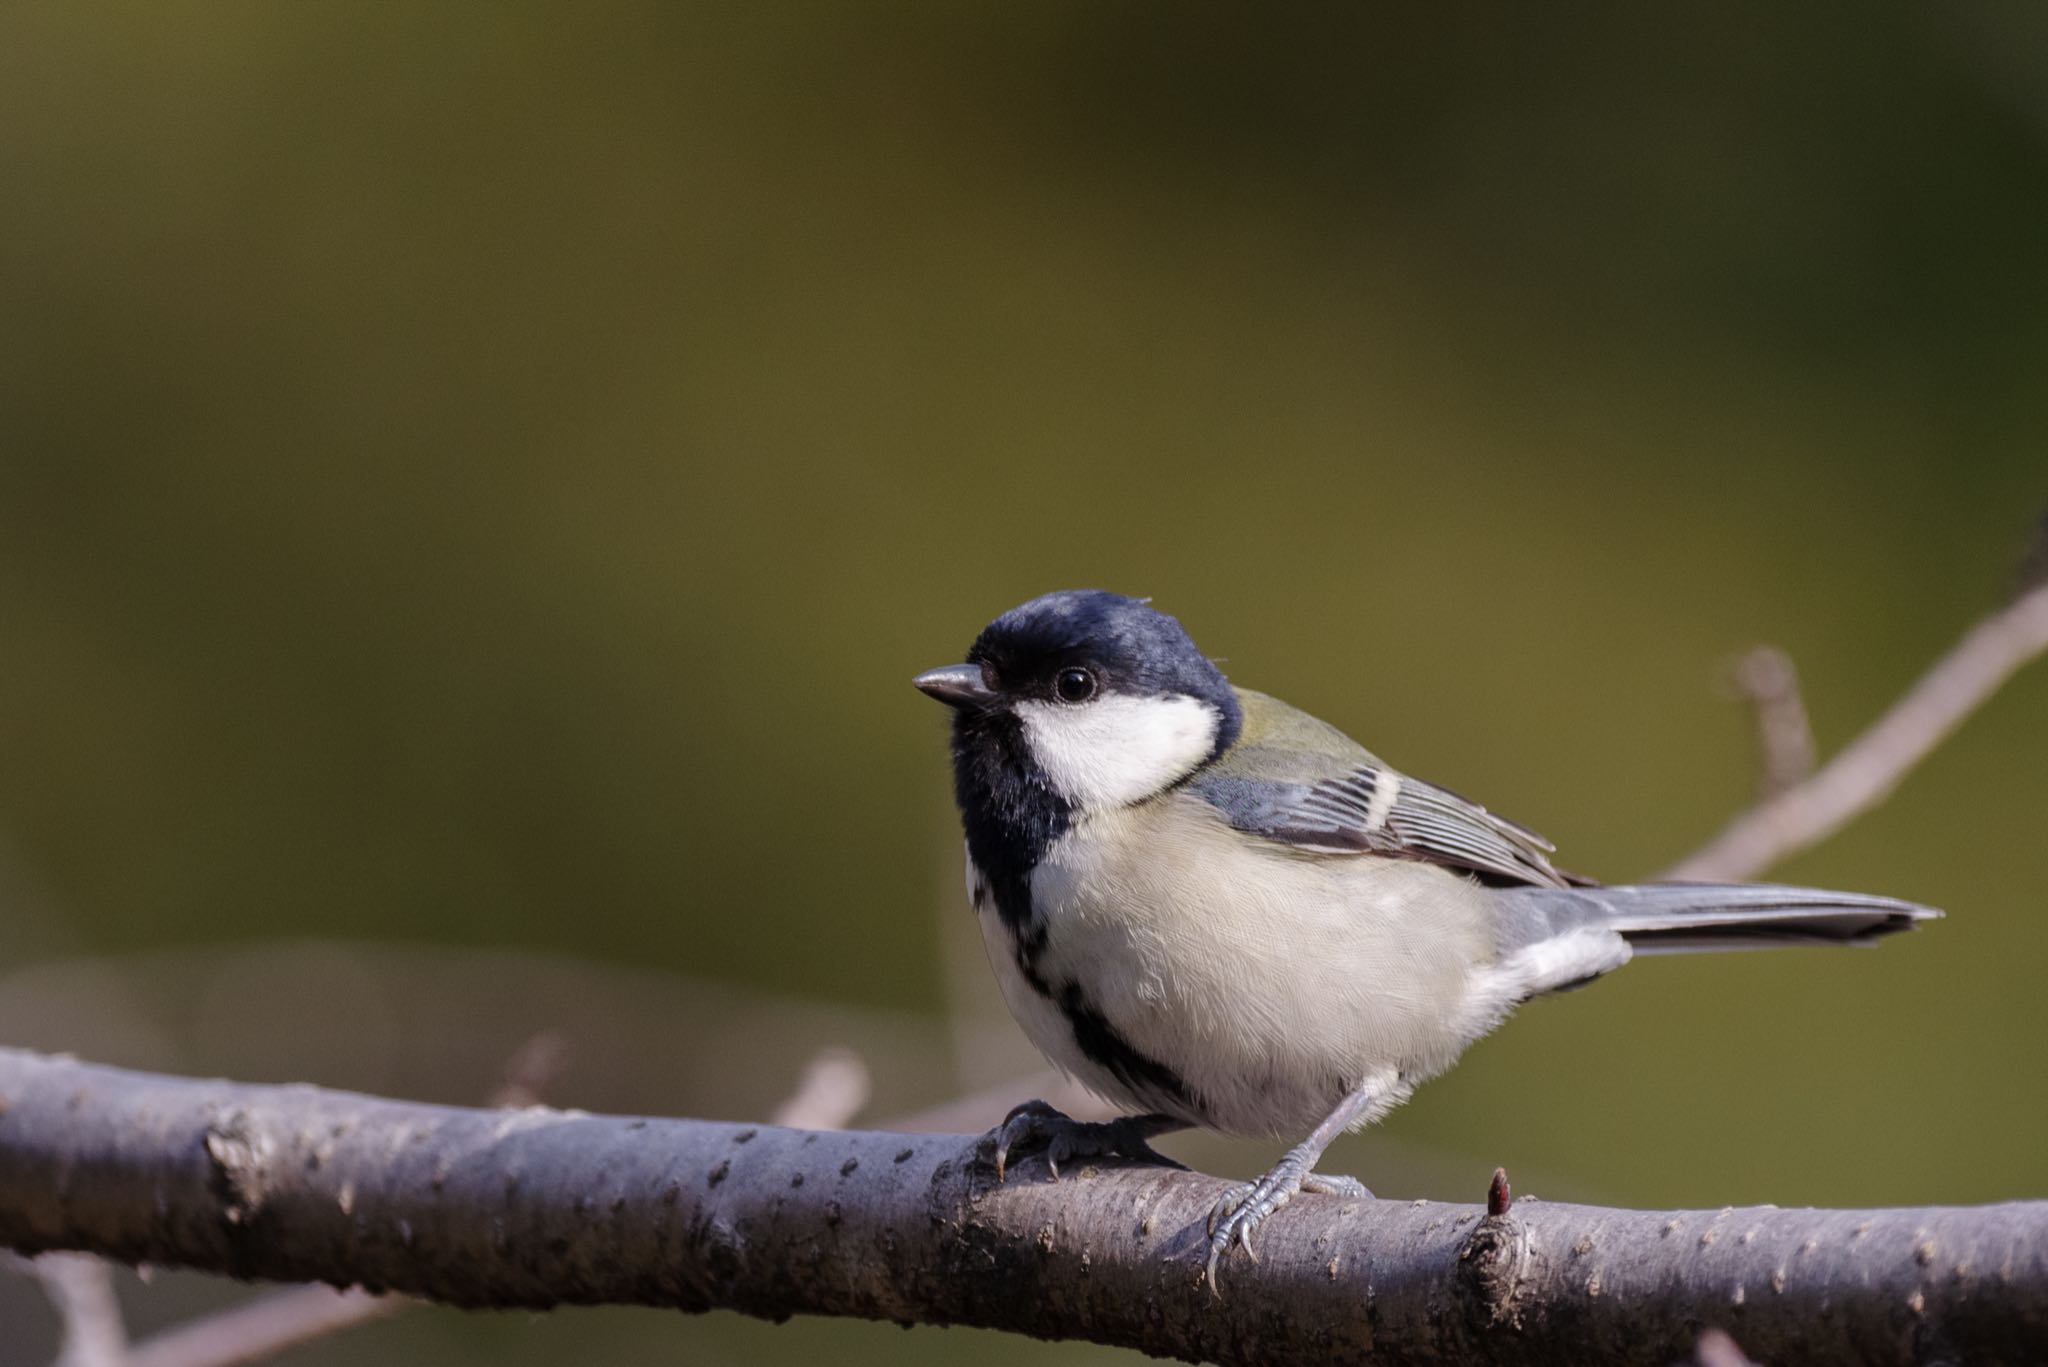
[966, 589, 1242, 743]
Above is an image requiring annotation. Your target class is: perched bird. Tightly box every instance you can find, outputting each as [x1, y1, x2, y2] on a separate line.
[914, 589, 1937, 1282]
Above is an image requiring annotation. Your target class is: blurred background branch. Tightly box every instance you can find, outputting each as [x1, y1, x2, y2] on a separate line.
[770, 1047, 873, 1130]
[6, 1253, 126, 1367]
[1666, 572, 2048, 881]
[1724, 645, 1816, 800]
[121, 1288, 403, 1367]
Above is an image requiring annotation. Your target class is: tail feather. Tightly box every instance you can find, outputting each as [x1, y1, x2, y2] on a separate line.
[1598, 882, 1937, 953]
[1497, 881, 1941, 959]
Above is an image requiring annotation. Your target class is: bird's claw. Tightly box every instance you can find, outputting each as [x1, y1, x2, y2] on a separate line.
[1204, 1164, 1372, 1292]
[1204, 1180, 1272, 1287]
[989, 1099, 1056, 1182]
[985, 1099, 1186, 1184]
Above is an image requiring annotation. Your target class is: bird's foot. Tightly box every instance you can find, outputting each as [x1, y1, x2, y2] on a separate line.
[985, 1099, 1188, 1183]
[1205, 1154, 1372, 1290]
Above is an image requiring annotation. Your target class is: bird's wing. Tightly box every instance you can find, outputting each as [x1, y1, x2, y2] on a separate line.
[1189, 689, 1572, 889]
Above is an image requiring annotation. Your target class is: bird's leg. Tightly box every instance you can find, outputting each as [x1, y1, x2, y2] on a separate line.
[987, 1099, 1189, 1182]
[1205, 1078, 1382, 1289]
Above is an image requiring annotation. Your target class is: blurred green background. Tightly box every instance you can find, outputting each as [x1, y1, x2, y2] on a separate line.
[3, 3, 2046, 1363]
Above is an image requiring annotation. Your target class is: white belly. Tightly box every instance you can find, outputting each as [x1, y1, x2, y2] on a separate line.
[972, 795, 1508, 1139]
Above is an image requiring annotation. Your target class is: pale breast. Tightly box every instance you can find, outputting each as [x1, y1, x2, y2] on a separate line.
[1019, 794, 1501, 1138]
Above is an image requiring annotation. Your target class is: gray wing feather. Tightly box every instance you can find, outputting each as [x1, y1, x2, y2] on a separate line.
[1192, 763, 1571, 888]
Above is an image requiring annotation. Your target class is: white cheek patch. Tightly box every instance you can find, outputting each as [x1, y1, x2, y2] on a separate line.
[1014, 694, 1221, 811]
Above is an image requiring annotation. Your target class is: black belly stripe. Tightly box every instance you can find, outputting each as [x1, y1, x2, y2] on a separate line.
[1055, 982, 1194, 1109]
[1010, 924, 1194, 1111]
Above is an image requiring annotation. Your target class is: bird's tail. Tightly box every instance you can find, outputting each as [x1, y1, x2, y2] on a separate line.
[1498, 880, 1940, 957]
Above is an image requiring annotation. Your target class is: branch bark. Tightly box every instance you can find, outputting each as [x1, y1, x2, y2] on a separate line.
[3, 1050, 2043, 1366]
[50, 1040, 875, 1367]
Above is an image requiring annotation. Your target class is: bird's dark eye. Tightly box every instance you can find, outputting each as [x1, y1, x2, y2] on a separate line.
[1055, 667, 1096, 703]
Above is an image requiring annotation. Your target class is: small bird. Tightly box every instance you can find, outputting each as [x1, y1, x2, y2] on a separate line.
[914, 589, 1937, 1283]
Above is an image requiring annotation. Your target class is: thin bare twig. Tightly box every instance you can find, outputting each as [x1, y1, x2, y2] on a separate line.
[1665, 578, 2048, 882]
[491, 1030, 570, 1110]
[1725, 645, 1816, 798]
[124, 1288, 403, 1367]
[1693, 1328, 1760, 1367]
[770, 1047, 871, 1130]
[8, 1251, 129, 1367]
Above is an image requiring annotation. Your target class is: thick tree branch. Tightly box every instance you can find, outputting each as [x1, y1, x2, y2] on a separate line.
[3, 1050, 2043, 1366]
[66, 1040, 874, 1367]
[1664, 579, 2048, 881]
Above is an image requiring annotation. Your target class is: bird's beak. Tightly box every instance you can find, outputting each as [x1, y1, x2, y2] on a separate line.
[914, 664, 997, 710]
